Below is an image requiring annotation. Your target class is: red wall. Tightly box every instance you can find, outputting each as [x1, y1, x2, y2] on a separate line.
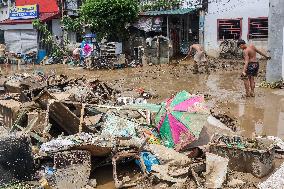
[16, 0, 59, 13]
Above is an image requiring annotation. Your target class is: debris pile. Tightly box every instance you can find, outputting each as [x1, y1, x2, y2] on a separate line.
[0, 72, 283, 189]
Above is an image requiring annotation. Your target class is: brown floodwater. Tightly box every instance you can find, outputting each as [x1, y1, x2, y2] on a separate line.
[1, 59, 283, 188]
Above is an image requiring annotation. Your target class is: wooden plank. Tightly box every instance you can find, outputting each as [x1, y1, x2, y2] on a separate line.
[49, 101, 94, 135]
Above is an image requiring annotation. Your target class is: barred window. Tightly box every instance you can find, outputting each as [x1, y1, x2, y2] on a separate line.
[218, 19, 242, 40]
[248, 17, 268, 40]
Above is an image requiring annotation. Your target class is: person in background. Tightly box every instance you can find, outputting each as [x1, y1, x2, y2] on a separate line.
[72, 46, 81, 62]
[186, 44, 207, 74]
[237, 39, 271, 97]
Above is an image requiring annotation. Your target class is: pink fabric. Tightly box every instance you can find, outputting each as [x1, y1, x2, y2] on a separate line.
[168, 113, 194, 144]
[173, 96, 204, 112]
[84, 44, 91, 52]
[83, 44, 92, 56]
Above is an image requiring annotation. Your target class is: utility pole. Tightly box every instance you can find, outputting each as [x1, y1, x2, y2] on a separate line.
[266, 0, 284, 82]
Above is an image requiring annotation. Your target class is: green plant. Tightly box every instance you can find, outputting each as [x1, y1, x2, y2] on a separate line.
[61, 15, 93, 34]
[32, 19, 68, 58]
[80, 0, 139, 40]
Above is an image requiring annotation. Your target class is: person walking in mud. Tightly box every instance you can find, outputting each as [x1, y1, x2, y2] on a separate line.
[237, 39, 270, 97]
[182, 44, 208, 74]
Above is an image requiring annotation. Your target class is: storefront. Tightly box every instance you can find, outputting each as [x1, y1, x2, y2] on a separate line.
[138, 7, 200, 57]
[0, 1, 60, 55]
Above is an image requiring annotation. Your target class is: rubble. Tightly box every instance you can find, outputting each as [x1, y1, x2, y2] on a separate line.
[209, 134, 275, 178]
[205, 153, 229, 188]
[258, 162, 284, 189]
[227, 178, 245, 188]
[52, 150, 91, 189]
[40, 132, 115, 156]
[0, 133, 34, 186]
[145, 144, 191, 183]
[0, 69, 282, 189]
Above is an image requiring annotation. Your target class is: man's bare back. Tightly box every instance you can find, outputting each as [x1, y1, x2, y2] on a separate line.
[243, 44, 268, 62]
[190, 44, 204, 53]
[237, 39, 270, 97]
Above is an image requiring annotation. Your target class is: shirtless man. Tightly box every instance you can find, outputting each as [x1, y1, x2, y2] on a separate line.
[237, 39, 270, 97]
[187, 44, 207, 73]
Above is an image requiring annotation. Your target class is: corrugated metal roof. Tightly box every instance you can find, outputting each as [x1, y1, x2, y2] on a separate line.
[140, 8, 196, 16]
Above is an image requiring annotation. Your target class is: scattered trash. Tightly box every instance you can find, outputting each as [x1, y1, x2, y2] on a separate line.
[205, 152, 229, 189]
[135, 152, 160, 174]
[0, 69, 281, 188]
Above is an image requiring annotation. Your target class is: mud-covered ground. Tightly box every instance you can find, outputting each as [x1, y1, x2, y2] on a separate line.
[1, 57, 284, 188]
[2, 57, 278, 139]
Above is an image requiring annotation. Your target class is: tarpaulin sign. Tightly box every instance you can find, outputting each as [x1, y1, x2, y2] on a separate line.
[9, 5, 39, 20]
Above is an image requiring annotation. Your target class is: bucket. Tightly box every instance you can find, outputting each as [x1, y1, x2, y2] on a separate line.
[37, 49, 46, 64]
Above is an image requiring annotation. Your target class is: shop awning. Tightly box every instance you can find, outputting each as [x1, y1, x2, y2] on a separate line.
[140, 8, 197, 16]
[0, 12, 60, 25]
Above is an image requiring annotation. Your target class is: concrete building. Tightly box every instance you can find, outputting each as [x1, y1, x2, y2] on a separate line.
[0, 0, 13, 22]
[0, 0, 61, 54]
[0, 0, 14, 43]
[137, 0, 204, 57]
[266, 0, 284, 82]
[62, 0, 83, 44]
[204, 0, 269, 57]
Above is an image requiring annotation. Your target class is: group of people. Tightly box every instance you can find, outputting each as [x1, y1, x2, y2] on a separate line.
[184, 40, 270, 97]
[72, 36, 99, 66]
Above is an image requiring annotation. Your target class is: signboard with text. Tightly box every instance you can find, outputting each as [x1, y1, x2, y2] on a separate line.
[9, 5, 39, 20]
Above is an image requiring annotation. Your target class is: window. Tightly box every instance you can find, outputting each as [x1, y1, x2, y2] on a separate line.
[0, 30, 4, 44]
[248, 17, 268, 40]
[218, 19, 242, 40]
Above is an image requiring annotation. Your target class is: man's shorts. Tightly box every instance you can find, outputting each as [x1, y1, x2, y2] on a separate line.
[246, 62, 259, 77]
[194, 51, 207, 63]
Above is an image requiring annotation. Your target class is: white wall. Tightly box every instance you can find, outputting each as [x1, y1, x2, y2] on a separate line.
[0, 6, 9, 22]
[204, 0, 269, 57]
[0, 6, 9, 31]
[52, 19, 63, 37]
[5, 29, 38, 53]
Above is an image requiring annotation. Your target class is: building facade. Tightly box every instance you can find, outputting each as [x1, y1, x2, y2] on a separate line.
[136, 0, 204, 57]
[204, 0, 269, 57]
[0, 0, 15, 43]
[0, 0, 61, 54]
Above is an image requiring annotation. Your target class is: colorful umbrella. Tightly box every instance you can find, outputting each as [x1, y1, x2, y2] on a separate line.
[155, 90, 209, 148]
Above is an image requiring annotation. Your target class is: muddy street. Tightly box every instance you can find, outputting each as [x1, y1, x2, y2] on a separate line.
[0, 58, 284, 189]
[2, 58, 279, 138]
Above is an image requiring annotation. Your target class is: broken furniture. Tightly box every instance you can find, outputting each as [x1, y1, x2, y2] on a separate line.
[209, 134, 275, 178]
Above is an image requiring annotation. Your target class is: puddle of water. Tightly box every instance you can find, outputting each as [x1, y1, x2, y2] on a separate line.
[92, 165, 115, 189]
[263, 90, 284, 138]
